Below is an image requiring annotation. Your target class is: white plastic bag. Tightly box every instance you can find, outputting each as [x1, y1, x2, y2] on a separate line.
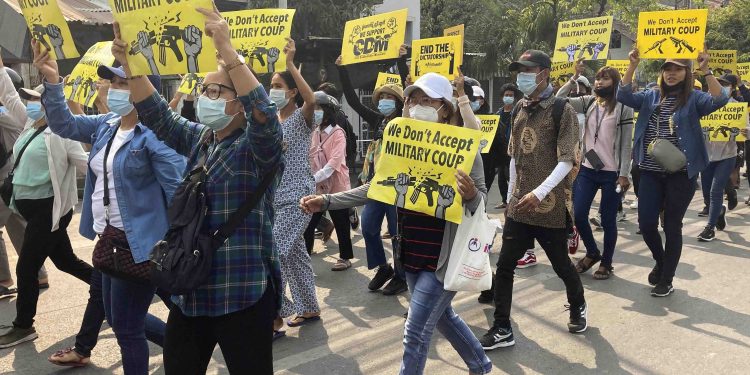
[443, 198, 496, 292]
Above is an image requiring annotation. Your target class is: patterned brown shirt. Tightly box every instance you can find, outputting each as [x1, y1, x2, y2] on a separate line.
[507, 95, 580, 229]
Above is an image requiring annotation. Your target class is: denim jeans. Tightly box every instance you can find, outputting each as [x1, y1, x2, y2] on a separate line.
[573, 166, 620, 267]
[701, 158, 735, 227]
[361, 200, 403, 275]
[401, 271, 492, 375]
[102, 273, 165, 375]
[638, 170, 696, 284]
[74, 270, 169, 358]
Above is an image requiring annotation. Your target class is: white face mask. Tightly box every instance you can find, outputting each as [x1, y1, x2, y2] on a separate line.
[313, 110, 324, 126]
[517, 71, 542, 96]
[409, 104, 441, 123]
[269, 88, 290, 110]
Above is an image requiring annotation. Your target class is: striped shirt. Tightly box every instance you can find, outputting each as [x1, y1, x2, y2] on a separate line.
[640, 97, 684, 172]
[398, 208, 445, 273]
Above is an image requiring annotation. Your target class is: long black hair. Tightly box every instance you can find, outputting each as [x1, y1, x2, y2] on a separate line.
[274, 71, 303, 107]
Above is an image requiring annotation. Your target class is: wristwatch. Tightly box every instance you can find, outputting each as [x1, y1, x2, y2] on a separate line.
[702, 68, 714, 77]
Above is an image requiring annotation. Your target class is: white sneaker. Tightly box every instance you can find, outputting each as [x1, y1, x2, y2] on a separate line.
[629, 200, 638, 209]
[617, 211, 627, 222]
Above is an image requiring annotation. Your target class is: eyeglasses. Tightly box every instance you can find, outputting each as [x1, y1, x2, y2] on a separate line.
[199, 83, 237, 100]
[408, 96, 443, 107]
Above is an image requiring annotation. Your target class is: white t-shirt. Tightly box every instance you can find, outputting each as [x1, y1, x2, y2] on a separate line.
[90, 127, 134, 233]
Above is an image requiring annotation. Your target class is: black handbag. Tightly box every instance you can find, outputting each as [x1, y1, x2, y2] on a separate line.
[150, 139, 279, 295]
[0, 126, 47, 206]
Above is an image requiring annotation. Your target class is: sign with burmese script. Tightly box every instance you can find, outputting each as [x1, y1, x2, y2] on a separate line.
[368, 118, 481, 224]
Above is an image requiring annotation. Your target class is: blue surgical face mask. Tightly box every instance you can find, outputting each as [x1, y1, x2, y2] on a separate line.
[516, 72, 541, 96]
[470, 100, 481, 112]
[26, 101, 45, 121]
[107, 89, 134, 116]
[197, 95, 236, 131]
[269, 88, 290, 110]
[378, 99, 396, 116]
[721, 86, 731, 98]
[503, 96, 515, 106]
[313, 110, 325, 126]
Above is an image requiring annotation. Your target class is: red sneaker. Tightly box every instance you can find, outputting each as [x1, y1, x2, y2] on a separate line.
[568, 226, 580, 255]
[517, 251, 537, 268]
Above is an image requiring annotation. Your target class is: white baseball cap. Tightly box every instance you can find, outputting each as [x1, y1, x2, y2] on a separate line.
[403, 73, 453, 102]
[472, 86, 485, 98]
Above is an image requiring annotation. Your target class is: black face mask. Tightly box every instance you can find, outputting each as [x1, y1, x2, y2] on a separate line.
[664, 80, 686, 95]
[594, 85, 615, 98]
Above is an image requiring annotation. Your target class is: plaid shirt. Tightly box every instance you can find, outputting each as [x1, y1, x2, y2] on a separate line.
[135, 86, 284, 317]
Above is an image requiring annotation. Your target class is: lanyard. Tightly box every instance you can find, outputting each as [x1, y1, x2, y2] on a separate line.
[592, 105, 606, 145]
[102, 125, 120, 224]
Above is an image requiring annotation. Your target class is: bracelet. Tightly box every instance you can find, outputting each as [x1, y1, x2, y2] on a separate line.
[127, 75, 144, 80]
[223, 56, 244, 72]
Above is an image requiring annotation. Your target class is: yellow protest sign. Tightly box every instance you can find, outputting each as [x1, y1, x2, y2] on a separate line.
[18, 0, 79, 60]
[606, 60, 631, 78]
[177, 73, 207, 95]
[637, 9, 708, 59]
[340, 9, 408, 65]
[224, 9, 295, 74]
[477, 115, 499, 154]
[737, 63, 750, 83]
[410, 36, 462, 80]
[375, 72, 402, 90]
[63, 42, 114, 107]
[368, 118, 481, 224]
[699, 50, 737, 75]
[443, 24, 464, 68]
[550, 61, 575, 88]
[553, 16, 613, 62]
[108, 0, 217, 76]
[700, 103, 747, 142]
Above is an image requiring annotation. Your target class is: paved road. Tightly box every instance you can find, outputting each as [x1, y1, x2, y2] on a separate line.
[1, 185, 749, 375]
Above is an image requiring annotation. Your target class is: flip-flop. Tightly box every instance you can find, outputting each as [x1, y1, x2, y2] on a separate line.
[273, 330, 286, 341]
[48, 348, 90, 367]
[286, 315, 321, 327]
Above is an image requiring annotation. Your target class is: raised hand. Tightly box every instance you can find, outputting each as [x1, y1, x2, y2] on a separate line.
[335, 55, 343, 66]
[182, 25, 203, 72]
[196, 3, 231, 53]
[283, 37, 296, 67]
[573, 58, 585, 79]
[32, 39, 60, 83]
[697, 48, 710, 73]
[399, 44, 408, 57]
[455, 169, 477, 200]
[46, 24, 66, 59]
[628, 48, 640, 66]
[111, 22, 128, 67]
[455, 67, 465, 96]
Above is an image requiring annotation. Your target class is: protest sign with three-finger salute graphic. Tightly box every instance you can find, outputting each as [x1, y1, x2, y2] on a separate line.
[367, 118, 481, 224]
[341, 9, 408, 65]
[410, 36, 462, 80]
[64, 42, 115, 107]
[699, 50, 737, 75]
[637, 9, 708, 59]
[18, 0, 79, 60]
[177, 73, 206, 96]
[700, 103, 748, 142]
[108, 0, 217, 75]
[476, 115, 500, 154]
[223, 8, 295, 74]
[553, 16, 613, 62]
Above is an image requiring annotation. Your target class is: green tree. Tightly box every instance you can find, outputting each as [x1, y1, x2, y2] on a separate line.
[705, 0, 750, 62]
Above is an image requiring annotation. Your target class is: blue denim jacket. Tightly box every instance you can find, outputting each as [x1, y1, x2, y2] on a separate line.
[42, 81, 186, 263]
[616, 83, 729, 178]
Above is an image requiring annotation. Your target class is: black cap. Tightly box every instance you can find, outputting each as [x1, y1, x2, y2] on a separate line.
[3, 67, 24, 91]
[717, 73, 738, 86]
[509, 50, 552, 72]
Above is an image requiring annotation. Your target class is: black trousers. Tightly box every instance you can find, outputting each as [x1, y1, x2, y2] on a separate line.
[163, 285, 276, 375]
[14, 197, 92, 329]
[631, 163, 641, 197]
[304, 209, 353, 259]
[496, 156, 510, 203]
[492, 218, 585, 328]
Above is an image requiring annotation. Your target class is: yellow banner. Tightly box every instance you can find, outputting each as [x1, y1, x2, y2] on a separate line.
[553, 16, 613, 62]
[177, 73, 207, 95]
[410, 35, 462, 80]
[63, 42, 114, 107]
[375, 72, 402, 90]
[698, 50, 737, 75]
[443, 24, 464, 68]
[700, 103, 747, 142]
[109, 0, 217, 76]
[368, 118, 481, 224]
[637, 9, 708, 59]
[477, 115, 500, 154]
[606, 60, 630, 78]
[340, 9, 408, 65]
[737, 62, 750, 83]
[551, 61, 576, 87]
[224, 9, 295, 74]
[18, 0, 79, 60]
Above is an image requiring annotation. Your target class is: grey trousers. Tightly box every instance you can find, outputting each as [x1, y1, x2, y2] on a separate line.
[0, 199, 46, 282]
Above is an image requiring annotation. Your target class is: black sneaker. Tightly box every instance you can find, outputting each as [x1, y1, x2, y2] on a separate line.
[479, 326, 515, 350]
[382, 276, 408, 295]
[368, 264, 394, 291]
[716, 205, 727, 231]
[648, 266, 661, 286]
[566, 303, 588, 333]
[651, 283, 674, 297]
[697, 206, 709, 217]
[0, 325, 38, 348]
[478, 290, 494, 304]
[697, 226, 715, 242]
[727, 189, 738, 210]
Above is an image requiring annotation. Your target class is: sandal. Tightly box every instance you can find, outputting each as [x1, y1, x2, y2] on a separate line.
[331, 259, 351, 271]
[593, 266, 614, 280]
[48, 347, 90, 367]
[575, 255, 601, 273]
[286, 315, 321, 327]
